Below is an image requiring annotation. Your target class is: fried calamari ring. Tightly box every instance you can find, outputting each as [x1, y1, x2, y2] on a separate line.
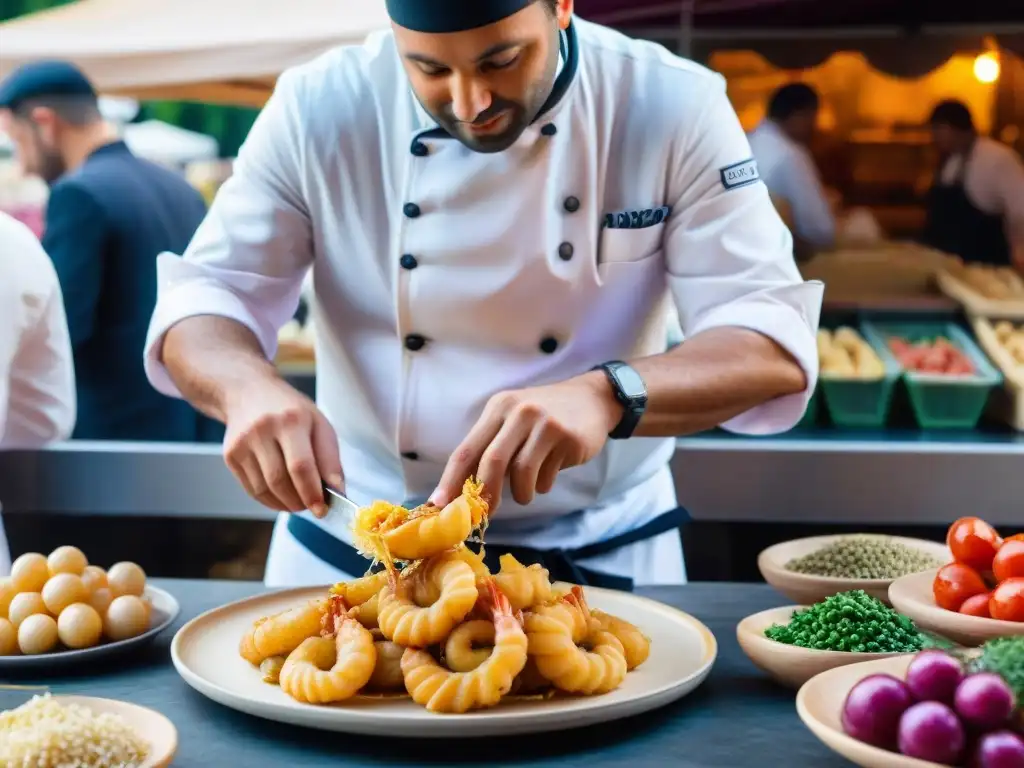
[377, 554, 477, 648]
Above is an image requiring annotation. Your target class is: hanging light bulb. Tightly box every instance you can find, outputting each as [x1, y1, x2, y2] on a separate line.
[974, 52, 1000, 84]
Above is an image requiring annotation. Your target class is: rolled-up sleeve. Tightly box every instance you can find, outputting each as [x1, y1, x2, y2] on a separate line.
[664, 77, 824, 435]
[144, 69, 315, 398]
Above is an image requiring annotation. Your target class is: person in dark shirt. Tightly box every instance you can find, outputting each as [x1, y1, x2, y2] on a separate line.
[0, 61, 221, 442]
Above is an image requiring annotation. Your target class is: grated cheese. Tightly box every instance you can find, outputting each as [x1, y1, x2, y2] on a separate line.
[0, 693, 149, 768]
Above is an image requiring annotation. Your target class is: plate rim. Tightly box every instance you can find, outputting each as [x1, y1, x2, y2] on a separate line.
[889, 568, 1024, 635]
[170, 584, 718, 737]
[758, 535, 950, 588]
[0, 584, 181, 669]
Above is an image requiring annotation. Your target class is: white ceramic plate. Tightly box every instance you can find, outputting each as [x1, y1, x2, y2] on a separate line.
[0, 586, 180, 672]
[888, 569, 1024, 647]
[797, 656, 947, 768]
[171, 585, 717, 737]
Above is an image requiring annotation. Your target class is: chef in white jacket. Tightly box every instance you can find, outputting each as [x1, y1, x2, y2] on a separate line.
[144, 0, 823, 590]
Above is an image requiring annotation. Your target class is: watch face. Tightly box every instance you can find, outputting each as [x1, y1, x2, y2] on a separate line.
[614, 365, 647, 399]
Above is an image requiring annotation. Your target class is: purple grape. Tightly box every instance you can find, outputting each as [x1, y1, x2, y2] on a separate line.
[842, 673, 914, 749]
[970, 730, 1024, 768]
[906, 650, 965, 704]
[898, 701, 966, 764]
[955, 673, 1017, 731]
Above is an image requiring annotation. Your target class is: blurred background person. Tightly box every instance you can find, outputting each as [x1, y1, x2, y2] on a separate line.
[0, 210, 76, 574]
[748, 83, 837, 260]
[923, 99, 1024, 272]
[0, 60, 221, 442]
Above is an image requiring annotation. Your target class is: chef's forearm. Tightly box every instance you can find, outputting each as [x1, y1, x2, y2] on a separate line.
[161, 316, 283, 423]
[595, 327, 807, 437]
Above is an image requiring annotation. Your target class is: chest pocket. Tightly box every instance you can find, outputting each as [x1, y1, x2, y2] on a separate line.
[598, 221, 666, 266]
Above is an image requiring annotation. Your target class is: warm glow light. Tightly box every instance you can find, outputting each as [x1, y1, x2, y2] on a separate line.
[974, 53, 1000, 83]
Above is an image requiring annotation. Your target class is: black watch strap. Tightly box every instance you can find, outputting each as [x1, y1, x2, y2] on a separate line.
[593, 361, 648, 440]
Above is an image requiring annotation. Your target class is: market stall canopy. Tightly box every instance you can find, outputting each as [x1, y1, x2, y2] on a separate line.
[122, 120, 219, 165]
[0, 0, 391, 106]
[574, 0, 1024, 77]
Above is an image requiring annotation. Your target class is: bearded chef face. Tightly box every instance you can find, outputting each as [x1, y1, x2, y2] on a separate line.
[393, 0, 572, 153]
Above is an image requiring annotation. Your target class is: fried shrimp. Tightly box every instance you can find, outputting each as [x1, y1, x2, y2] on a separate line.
[239, 597, 329, 665]
[443, 619, 494, 673]
[591, 610, 651, 670]
[351, 589, 382, 630]
[377, 554, 478, 647]
[493, 553, 553, 612]
[352, 477, 488, 563]
[401, 581, 528, 713]
[279, 598, 377, 704]
[524, 589, 628, 695]
[366, 630, 406, 693]
[330, 570, 388, 606]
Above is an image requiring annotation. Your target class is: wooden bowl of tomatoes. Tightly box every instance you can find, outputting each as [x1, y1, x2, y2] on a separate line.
[888, 517, 1024, 647]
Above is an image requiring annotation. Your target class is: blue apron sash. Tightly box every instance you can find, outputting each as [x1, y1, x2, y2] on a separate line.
[286, 506, 690, 592]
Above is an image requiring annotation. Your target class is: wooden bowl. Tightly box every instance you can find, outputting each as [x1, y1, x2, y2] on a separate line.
[797, 655, 945, 768]
[736, 606, 914, 690]
[758, 535, 950, 606]
[888, 569, 1024, 647]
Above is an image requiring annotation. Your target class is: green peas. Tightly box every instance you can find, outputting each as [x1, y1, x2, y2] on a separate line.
[764, 590, 926, 653]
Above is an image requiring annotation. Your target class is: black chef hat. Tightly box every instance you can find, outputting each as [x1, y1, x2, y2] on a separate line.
[386, 0, 535, 33]
[0, 60, 96, 111]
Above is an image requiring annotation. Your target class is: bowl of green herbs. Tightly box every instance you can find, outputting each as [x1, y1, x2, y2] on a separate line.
[738, 590, 948, 689]
[758, 534, 950, 607]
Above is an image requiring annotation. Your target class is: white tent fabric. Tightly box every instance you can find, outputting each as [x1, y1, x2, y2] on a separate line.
[0, 0, 391, 106]
[122, 120, 219, 165]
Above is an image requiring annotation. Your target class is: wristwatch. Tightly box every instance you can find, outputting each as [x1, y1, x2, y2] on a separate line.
[592, 361, 648, 440]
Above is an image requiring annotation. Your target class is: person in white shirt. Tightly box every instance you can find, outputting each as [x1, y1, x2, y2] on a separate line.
[923, 99, 1024, 273]
[748, 83, 836, 257]
[144, 0, 823, 590]
[0, 211, 76, 575]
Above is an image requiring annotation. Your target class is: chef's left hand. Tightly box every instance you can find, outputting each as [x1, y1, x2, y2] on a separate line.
[430, 373, 622, 511]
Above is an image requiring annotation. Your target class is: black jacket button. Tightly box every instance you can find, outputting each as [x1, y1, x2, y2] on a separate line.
[541, 123, 557, 136]
[400, 254, 418, 270]
[410, 141, 428, 157]
[401, 451, 419, 460]
[539, 336, 559, 354]
[405, 334, 426, 351]
[558, 242, 574, 261]
[563, 196, 579, 213]
[403, 202, 421, 218]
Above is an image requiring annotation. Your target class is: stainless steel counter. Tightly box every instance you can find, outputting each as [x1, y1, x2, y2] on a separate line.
[1, 432, 1020, 525]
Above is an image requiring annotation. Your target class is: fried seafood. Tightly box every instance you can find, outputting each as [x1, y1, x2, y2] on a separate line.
[524, 588, 628, 695]
[239, 597, 328, 665]
[240, 479, 652, 714]
[352, 477, 488, 564]
[591, 609, 650, 670]
[278, 598, 377, 704]
[401, 581, 528, 713]
[377, 554, 478, 647]
[493, 553, 553, 612]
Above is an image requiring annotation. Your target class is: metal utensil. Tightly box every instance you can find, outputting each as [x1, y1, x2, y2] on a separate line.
[322, 482, 360, 521]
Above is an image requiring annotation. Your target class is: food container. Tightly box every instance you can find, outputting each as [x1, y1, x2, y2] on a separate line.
[818, 325, 900, 428]
[972, 317, 1024, 432]
[861, 321, 1003, 429]
[937, 264, 1024, 320]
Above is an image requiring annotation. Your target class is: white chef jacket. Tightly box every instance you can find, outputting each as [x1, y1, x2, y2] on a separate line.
[0, 211, 77, 575]
[938, 136, 1024, 243]
[144, 18, 823, 588]
[748, 119, 836, 250]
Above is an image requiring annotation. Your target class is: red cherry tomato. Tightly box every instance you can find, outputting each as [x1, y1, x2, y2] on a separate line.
[946, 517, 1002, 572]
[933, 563, 989, 612]
[958, 593, 991, 618]
[993, 540, 1024, 584]
[1004, 533, 1024, 544]
[989, 578, 1024, 622]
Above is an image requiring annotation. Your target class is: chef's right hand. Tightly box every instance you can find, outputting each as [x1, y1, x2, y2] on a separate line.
[222, 379, 342, 518]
